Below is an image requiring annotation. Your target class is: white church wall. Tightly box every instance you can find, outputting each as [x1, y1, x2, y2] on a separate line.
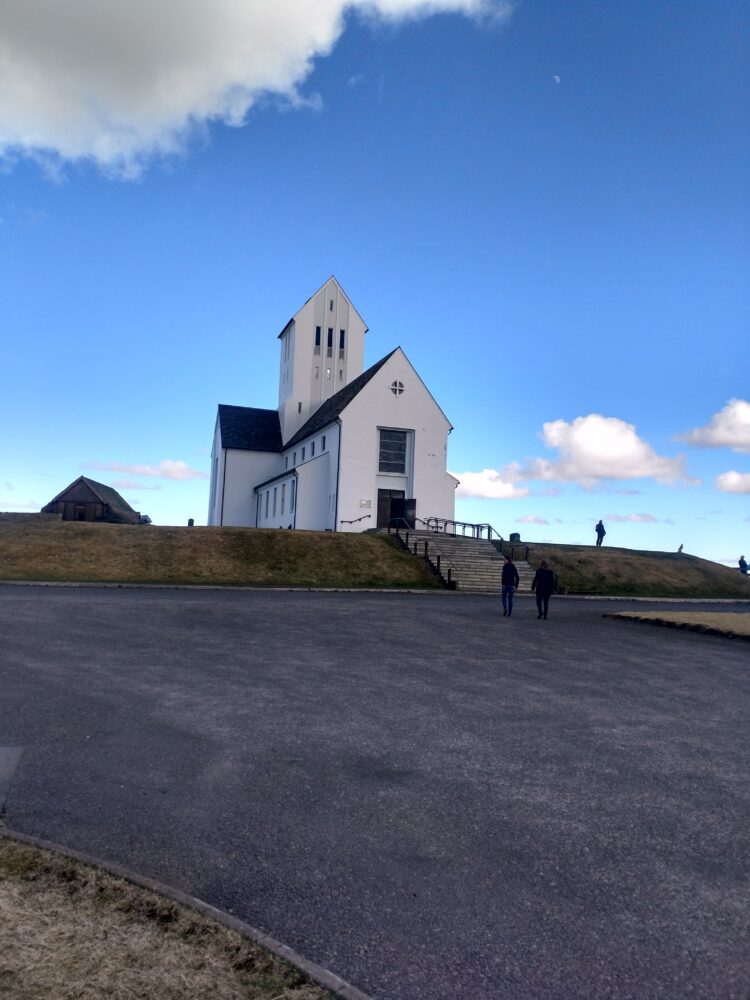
[336, 350, 454, 532]
[256, 472, 297, 529]
[221, 449, 282, 527]
[207, 418, 224, 525]
[294, 452, 332, 531]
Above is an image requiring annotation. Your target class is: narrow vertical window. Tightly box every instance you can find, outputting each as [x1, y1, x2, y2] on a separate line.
[314, 366, 319, 379]
[302, 446, 306, 460]
[298, 401, 302, 413]
[265, 491, 269, 518]
[326, 368, 331, 379]
[273, 488, 277, 516]
[339, 369, 344, 380]
[322, 435, 326, 450]
[311, 441, 315, 457]
[281, 484, 286, 515]
[327, 328, 333, 357]
[329, 299, 334, 311]
[339, 329, 345, 357]
[290, 480, 295, 512]
[285, 456, 288, 470]
[293, 451, 296, 465]
[314, 326, 321, 355]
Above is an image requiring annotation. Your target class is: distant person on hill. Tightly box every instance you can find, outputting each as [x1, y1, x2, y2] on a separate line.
[740, 555, 749, 575]
[677, 544, 684, 554]
[501, 554, 520, 617]
[531, 560, 557, 620]
[595, 520, 606, 547]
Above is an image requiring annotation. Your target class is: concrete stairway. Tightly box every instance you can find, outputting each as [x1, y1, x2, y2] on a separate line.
[395, 529, 534, 594]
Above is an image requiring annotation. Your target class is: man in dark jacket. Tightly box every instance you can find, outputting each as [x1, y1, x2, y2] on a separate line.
[501, 555, 520, 617]
[740, 555, 748, 575]
[531, 560, 556, 619]
[595, 520, 606, 546]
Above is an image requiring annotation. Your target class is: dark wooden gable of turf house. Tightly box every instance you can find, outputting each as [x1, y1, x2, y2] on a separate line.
[42, 476, 145, 524]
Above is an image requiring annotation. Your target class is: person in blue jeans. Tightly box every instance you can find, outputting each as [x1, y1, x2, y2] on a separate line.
[501, 555, 520, 617]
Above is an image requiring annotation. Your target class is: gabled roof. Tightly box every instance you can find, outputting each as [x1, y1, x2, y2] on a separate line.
[284, 349, 397, 449]
[46, 476, 138, 517]
[277, 275, 368, 338]
[218, 404, 282, 452]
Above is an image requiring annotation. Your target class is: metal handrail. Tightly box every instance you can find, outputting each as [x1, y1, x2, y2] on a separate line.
[341, 513, 372, 525]
[389, 525, 458, 589]
[421, 517, 504, 542]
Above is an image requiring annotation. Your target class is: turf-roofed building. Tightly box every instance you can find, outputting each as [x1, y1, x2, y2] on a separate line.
[208, 277, 457, 531]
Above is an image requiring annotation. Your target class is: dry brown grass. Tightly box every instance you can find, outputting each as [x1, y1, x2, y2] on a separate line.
[510, 541, 750, 599]
[0, 515, 438, 589]
[607, 610, 750, 639]
[0, 837, 332, 1000]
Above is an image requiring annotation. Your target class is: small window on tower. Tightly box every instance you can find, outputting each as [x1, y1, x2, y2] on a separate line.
[339, 329, 345, 355]
[285, 456, 288, 470]
[327, 328, 333, 357]
[329, 299, 334, 311]
[311, 441, 315, 457]
[326, 368, 331, 379]
[298, 401, 302, 413]
[322, 435, 326, 450]
[339, 369, 343, 381]
[314, 326, 321, 355]
[302, 446, 306, 460]
[315, 366, 319, 379]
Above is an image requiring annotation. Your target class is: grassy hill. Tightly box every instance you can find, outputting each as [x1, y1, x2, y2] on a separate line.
[0, 515, 438, 589]
[510, 541, 750, 599]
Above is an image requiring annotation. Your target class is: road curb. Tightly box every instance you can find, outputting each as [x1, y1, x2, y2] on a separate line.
[604, 612, 750, 641]
[0, 827, 374, 1000]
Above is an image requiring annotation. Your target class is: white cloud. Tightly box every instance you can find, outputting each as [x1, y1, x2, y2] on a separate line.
[0, 0, 512, 176]
[679, 399, 750, 454]
[452, 466, 529, 500]
[110, 479, 163, 491]
[516, 514, 549, 525]
[454, 413, 693, 500]
[605, 513, 659, 523]
[87, 460, 208, 481]
[716, 471, 750, 494]
[2, 481, 14, 491]
[535, 414, 690, 485]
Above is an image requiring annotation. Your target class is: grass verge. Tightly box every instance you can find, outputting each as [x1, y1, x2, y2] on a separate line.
[0, 837, 333, 1000]
[605, 610, 750, 640]
[0, 515, 438, 589]
[505, 541, 750, 599]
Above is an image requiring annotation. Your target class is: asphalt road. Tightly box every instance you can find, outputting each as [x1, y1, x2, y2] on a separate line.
[1, 585, 748, 999]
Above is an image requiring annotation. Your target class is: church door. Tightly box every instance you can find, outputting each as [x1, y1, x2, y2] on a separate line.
[377, 489, 406, 529]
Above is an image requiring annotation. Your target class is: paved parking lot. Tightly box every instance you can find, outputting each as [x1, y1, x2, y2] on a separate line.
[1, 584, 748, 999]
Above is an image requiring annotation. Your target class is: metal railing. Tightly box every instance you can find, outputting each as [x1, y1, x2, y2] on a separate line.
[340, 513, 372, 525]
[421, 517, 504, 542]
[389, 525, 458, 589]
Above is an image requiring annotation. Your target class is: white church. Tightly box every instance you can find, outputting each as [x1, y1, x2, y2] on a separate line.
[208, 277, 457, 532]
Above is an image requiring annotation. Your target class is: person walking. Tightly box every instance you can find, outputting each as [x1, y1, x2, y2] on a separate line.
[595, 520, 606, 547]
[740, 555, 749, 575]
[531, 560, 556, 619]
[501, 554, 520, 617]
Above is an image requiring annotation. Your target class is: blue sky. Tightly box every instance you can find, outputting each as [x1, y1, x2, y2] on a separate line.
[1, 0, 748, 563]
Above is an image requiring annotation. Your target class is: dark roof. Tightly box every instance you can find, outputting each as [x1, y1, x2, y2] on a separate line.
[284, 349, 397, 449]
[45, 476, 139, 518]
[218, 405, 283, 452]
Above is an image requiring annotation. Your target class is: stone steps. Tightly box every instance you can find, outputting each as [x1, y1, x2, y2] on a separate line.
[390, 529, 534, 594]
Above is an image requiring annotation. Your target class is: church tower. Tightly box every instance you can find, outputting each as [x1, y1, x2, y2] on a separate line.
[277, 276, 367, 442]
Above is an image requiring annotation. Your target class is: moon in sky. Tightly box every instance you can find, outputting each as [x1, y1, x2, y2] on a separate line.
[553, 75, 561, 84]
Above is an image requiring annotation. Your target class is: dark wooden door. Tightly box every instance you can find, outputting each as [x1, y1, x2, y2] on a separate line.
[377, 489, 405, 528]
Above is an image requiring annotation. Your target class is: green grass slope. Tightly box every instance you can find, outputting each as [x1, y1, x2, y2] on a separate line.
[512, 541, 750, 598]
[0, 515, 438, 589]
